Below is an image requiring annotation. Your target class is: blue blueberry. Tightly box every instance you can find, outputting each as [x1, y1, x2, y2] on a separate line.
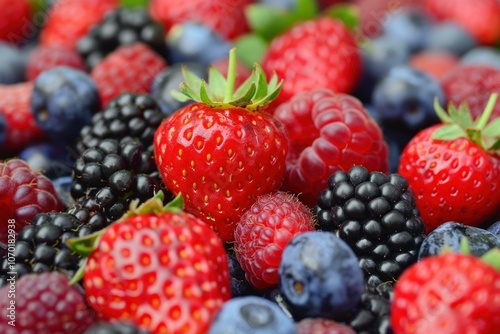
[278, 231, 364, 320]
[354, 35, 410, 103]
[0, 42, 26, 84]
[208, 296, 296, 334]
[227, 254, 257, 298]
[418, 221, 500, 260]
[31, 66, 101, 144]
[256, 0, 297, 10]
[151, 62, 208, 115]
[19, 141, 74, 179]
[52, 175, 74, 208]
[461, 47, 500, 69]
[372, 65, 444, 130]
[425, 21, 476, 56]
[166, 21, 233, 68]
[487, 221, 500, 238]
[0, 112, 6, 149]
[381, 8, 432, 53]
[383, 128, 414, 173]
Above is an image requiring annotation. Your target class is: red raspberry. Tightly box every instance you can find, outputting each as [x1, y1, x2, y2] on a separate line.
[0, 159, 63, 246]
[0, 0, 32, 46]
[296, 318, 356, 334]
[274, 88, 389, 207]
[26, 46, 86, 81]
[0, 82, 46, 153]
[91, 42, 168, 108]
[0, 272, 94, 333]
[234, 191, 316, 290]
[261, 17, 362, 107]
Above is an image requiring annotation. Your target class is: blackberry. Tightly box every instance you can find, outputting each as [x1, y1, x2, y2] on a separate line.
[84, 321, 151, 334]
[76, 92, 166, 154]
[70, 137, 169, 226]
[313, 165, 425, 286]
[77, 7, 167, 69]
[0, 212, 93, 287]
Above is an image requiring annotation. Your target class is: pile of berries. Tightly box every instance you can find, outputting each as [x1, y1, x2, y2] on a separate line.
[0, 0, 499, 333]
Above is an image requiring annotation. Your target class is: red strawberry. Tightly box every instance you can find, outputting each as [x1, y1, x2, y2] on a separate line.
[391, 250, 500, 334]
[39, 0, 118, 50]
[296, 318, 356, 334]
[274, 88, 389, 206]
[91, 42, 168, 108]
[0, 0, 32, 45]
[398, 94, 500, 233]
[149, 0, 251, 41]
[154, 49, 288, 242]
[423, 0, 500, 45]
[440, 64, 500, 120]
[234, 191, 316, 290]
[26, 45, 86, 81]
[0, 82, 46, 153]
[0, 159, 64, 247]
[69, 192, 231, 334]
[261, 17, 362, 107]
[409, 50, 459, 80]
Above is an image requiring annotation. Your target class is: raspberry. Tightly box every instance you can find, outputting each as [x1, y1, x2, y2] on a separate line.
[274, 88, 389, 207]
[0, 159, 63, 247]
[26, 46, 86, 81]
[234, 191, 316, 290]
[0, 272, 94, 333]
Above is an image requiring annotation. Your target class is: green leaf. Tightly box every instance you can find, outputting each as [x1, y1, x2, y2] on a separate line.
[449, 102, 475, 129]
[481, 248, 500, 272]
[199, 81, 215, 105]
[483, 117, 500, 138]
[247, 80, 283, 110]
[490, 138, 500, 151]
[234, 33, 269, 68]
[432, 124, 468, 141]
[253, 66, 269, 101]
[323, 4, 359, 31]
[434, 98, 454, 124]
[459, 236, 471, 255]
[234, 65, 259, 97]
[466, 128, 483, 148]
[170, 89, 191, 102]
[182, 66, 204, 95]
[164, 193, 184, 213]
[208, 66, 227, 101]
[293, 0, 319, 21]
[245, 4, 296, 42]
[231, 83, 257, 107]
[475, 93, 498, 129]
[179, 82, 200, 102]
[119, 0, 149, 7]
[66, 230, 104, 257]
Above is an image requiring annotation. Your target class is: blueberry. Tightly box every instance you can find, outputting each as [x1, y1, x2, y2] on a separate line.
[418, 221, 500, 260]
[381, 8, 432, 53]
[208, 296, 296, 334]
[19, 142, 74, 179]
[278, 231, 364, 320]
[52, 176, 74, 208]
[166, 21, 233, 68]
[151, 62, 208, 115]
[461, 47, 500, 69]
[227, 254, 257, 298]
[425, 21, 476, 56]
[487, 221, 500, 237]
[372, 65, 444, 130]
[0, 112, 6, 148]
[0, 42, 26, 84]
[256, 0, 297, 10]
[31, 66, 101, 144]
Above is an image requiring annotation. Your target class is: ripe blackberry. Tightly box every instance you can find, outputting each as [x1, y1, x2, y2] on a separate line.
[85, 321, 151, 334]
[313, 165, 425, 286]
[70, 137, 169, 226]
[77, 6, 167, 69]
[0, 212, 93, 287]
[76, 92, 166, 154]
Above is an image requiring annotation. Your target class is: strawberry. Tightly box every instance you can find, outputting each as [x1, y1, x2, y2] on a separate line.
[261, 17, 362, 107]
[398, 93, 500, 233]
[422, 0, 500, 45]
[68, 192, 231, 333]
[91, 42, 168, 108]
[234, 191, 316, 290]
[391, 243, 500, 334]
[149, 0, 251, 41]
[0, 0, 33, 45]
[0, 82, 46, 153]
[39, 0, 118, 50]
[154, 49, 288, 242]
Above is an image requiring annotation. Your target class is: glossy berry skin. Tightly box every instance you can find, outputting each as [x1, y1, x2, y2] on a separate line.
[154, 104, 288, 242]
[85, 322, 151, 334]
[19, 141, 73, 180]
[399, 125, 500, 233]
[278, 231, 364, 320]
[234, 191, 316, 290]
[274, 89, 389, 206]
[91, 42, 167, 108]
[31, 66, 101, 144]
[381, 8, 432, 53]
[84, 210, 231, 333]
[461, 47, 500, 70]
[424, 21, 476, 56]
[296, 318, 356, 334]
[0, 42, 26, 84]
[26, 46, 86, 81]
[0, 0, 32, 46]
[391, 253, 500, 334]
[0, 159, 63, 246]
[0, 272, 94, 334]
[261, 18, 362, 106]
[208, 296, 296, 334]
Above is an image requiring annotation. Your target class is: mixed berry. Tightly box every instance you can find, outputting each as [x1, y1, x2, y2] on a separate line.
[0, 0, 499, 333]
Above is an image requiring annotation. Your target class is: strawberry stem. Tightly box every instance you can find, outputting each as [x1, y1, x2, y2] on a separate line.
[475, 93, 498, 130]
[224, 48, 237, 103]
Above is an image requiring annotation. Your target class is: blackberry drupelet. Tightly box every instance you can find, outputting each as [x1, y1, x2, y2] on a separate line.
[76, 92, 166, 154]
[0, 212, 93, 287]
[313, 165, 425, 286]
[84, 321, 151, 334]
[77, 7, 167, 69]
[70, 137, 169, 226]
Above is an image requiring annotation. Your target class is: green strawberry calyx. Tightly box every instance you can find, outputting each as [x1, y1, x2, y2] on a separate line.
[432, 93, 500, 154]
[441, 237, 500, 271]
[171, 48, 283, 111]
[66, 191, 183, 284]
